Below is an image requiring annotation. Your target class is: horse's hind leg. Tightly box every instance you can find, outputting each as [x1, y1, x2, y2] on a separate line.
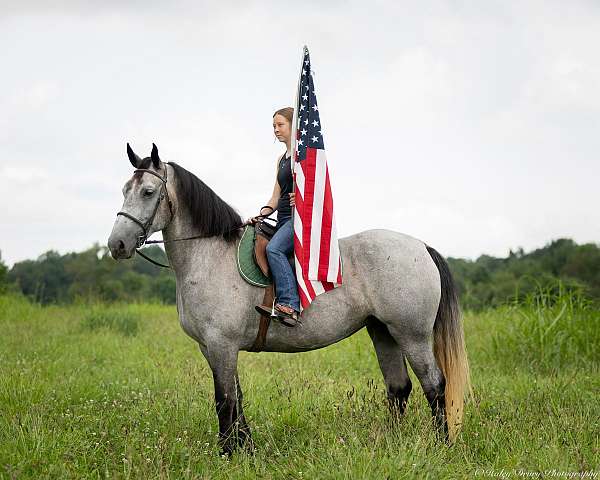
[366, 316, 412, 418]
[396, 333, 448, 440]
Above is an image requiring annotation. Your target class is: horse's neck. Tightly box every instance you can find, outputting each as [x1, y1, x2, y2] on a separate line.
[161, 176, 235, 279]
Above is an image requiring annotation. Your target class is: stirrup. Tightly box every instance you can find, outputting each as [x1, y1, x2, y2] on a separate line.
[254, 305, 301, 327]
[255, 304, 278, 318]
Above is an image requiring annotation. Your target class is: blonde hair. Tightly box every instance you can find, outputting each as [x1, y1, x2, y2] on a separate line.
[273, 107, 293, 124]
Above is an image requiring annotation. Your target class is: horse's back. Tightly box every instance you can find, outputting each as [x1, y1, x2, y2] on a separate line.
[340, 228, 429, 258]
[338, 229, 441, 332]
[340, 228, 435, 277]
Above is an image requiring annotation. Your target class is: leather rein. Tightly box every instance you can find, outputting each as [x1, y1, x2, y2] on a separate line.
[116, 163, 246, 269]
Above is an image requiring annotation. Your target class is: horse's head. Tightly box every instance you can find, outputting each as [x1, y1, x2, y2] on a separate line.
[108, 143, 173, 260]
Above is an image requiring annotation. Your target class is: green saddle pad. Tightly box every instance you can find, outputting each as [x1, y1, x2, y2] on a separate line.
[237, 225, 272, 287]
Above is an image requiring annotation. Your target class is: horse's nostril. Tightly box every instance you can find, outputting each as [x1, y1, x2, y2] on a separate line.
[118, 240, 125, 251]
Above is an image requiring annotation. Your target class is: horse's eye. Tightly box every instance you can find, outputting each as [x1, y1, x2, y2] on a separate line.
[143, 189, 154, 197]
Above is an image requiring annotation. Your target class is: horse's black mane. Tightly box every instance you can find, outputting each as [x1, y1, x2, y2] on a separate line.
[168, 162, 243, 242]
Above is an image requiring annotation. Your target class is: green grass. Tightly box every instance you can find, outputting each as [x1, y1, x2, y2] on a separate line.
[80, 306, 141, 337]
[0, 292, 598, 479]
[491, 285, 599, 372]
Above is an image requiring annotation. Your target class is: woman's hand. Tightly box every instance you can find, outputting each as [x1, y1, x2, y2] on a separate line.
[247, 206, 275, 224]
[289, 192, 295, 207]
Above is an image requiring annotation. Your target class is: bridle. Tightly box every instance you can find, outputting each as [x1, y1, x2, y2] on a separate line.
[115, 163, 247, 269]
[116, 164, 173, 251]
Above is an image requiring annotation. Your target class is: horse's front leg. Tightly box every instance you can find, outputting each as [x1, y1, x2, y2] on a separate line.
[202, 342, 253, 455]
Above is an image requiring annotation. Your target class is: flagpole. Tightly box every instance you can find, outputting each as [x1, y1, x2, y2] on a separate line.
[290, 45, 307, 313]
[291, 45, 307, 218]
[290, 45, 308, 189]
[291, 45, 306, 173]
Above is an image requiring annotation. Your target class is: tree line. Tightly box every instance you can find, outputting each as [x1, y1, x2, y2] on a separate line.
[1, 245, 175, 304]
[447, 238, 600, 310]
[1, 238, 598, 309]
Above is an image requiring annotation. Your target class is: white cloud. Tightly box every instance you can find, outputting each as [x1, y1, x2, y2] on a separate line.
[7, 82, 59, 110]
[0, 165, 49, 183]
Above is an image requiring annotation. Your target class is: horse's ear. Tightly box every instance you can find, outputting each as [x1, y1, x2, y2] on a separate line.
[151, 143, 160, 169]
[127, 143, 142, 168]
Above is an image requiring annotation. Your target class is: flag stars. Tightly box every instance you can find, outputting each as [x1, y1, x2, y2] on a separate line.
[295, 54, 325, 155]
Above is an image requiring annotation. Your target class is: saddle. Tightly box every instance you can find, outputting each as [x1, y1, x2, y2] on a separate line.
[237, 224, 273, 288]
[236, 219, 294, 352]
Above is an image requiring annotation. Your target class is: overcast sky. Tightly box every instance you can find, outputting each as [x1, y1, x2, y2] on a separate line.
[1, 1, 598, 267]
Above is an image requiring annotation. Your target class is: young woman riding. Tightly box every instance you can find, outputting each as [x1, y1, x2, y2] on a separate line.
[249, 107, 300, 326]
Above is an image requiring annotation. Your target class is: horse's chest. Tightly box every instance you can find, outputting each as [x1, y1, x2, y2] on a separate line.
[176, 286, 213, 345]
[178, 307, 216, 345]
[177, 308, 199, 342]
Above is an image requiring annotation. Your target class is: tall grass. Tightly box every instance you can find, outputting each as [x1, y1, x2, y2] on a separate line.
[81, 306, 141, 337]
[491, 284, 599, 372]
[0, 292, 42, 322]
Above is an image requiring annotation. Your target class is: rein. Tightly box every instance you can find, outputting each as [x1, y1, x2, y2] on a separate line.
[116, 163, 247, 269]
[139, 232, 245, 269]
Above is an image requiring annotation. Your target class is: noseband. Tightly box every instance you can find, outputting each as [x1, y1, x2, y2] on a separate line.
[116, 165, 173, 249]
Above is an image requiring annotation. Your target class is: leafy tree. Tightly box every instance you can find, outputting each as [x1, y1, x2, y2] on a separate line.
[8, 250, 72, 303]
[0, 250, 10, 293]
[99, 279, 126, 302]
[152, 276, 177, 304]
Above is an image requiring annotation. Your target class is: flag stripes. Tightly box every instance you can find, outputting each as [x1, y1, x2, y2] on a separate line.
[292, 46, 342, 312]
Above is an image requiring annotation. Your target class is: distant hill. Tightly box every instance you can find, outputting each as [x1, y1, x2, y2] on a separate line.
[447, 238, 600, 310]
[1, 238, 599, 309]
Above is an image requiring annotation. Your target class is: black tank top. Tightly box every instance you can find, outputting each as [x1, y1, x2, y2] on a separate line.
[277, 153, 293, 222]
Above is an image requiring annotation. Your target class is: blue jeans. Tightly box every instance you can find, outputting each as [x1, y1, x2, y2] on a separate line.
[266, 217, 300, 311]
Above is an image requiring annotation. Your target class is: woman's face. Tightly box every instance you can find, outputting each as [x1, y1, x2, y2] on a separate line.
[273, 114, 291, 144]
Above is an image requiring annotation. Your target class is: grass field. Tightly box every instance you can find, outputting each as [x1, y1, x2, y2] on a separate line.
[0, 292, 598, 479]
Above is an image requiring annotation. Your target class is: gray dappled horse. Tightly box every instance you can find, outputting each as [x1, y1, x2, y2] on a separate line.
[108, 144, 471, 454]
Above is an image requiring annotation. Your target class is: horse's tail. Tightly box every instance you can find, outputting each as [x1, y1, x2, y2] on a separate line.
[426, 245, 472, 443]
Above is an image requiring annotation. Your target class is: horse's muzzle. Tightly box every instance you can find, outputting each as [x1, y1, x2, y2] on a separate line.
[108, 235, 135, 260]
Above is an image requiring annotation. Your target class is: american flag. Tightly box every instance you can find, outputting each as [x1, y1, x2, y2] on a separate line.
[292, 46, 343, 311]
